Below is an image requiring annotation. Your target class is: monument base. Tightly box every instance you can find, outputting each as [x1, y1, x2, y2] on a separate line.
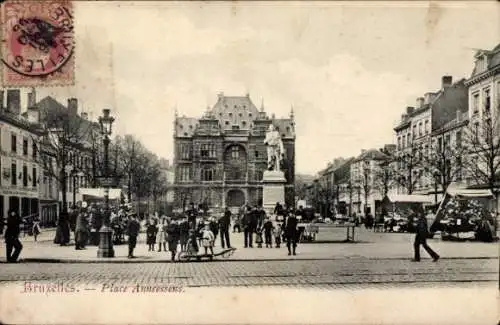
[262, 170, 286, 215]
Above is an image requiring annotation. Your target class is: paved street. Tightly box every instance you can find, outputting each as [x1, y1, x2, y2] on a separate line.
[0, 227, 497, 289]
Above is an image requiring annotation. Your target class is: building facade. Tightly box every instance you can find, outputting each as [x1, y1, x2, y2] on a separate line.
[464, 43, 500, 212]
[0, 89, 43, 219]
[393, 76, 468, 197]
[173, 93, 295, 210]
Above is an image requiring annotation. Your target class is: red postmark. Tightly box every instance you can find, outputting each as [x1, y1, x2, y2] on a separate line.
[1, 1, 74, 86]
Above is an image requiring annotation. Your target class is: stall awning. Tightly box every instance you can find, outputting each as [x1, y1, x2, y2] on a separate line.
[446, 188, 494, 199]
[384, 194, 433, 203]
[79, 188, 122, 200]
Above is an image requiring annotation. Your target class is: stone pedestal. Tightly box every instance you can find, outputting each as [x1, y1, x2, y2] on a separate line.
[262, 170, 286, 215]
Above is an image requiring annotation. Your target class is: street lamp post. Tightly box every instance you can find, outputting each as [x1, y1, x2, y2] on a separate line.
[71, 168, 77, 208]
[97, 109, 115, 258]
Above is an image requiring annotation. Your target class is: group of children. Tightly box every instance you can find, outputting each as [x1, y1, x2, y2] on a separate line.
[255, 217, 284, 248]
[145, 217, 217, 256]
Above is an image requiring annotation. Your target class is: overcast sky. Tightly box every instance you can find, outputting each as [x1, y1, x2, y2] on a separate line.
[33, 1, 499, 175]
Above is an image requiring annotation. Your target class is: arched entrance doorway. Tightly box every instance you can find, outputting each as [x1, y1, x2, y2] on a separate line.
[226, 189, 245, 208]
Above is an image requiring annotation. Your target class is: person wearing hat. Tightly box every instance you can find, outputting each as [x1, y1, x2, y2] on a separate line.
[284, 211, 298, 256]
[4, 209, 23, 263]
[75, 202, 89, 250]
[126, 214, 141, 258]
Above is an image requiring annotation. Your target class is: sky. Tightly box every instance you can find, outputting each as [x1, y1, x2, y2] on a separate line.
[29, 1, 500, 175]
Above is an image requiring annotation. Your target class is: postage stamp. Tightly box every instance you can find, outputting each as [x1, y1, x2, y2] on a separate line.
[1, 0, 74, 87]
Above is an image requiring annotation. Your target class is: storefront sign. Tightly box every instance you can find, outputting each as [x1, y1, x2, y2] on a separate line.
[0, 189, 38, 197]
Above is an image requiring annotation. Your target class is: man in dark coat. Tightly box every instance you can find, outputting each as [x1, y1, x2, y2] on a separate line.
[186, 202, 198, 229]
[5, 209, 23, 262]
[412, 210, 439, 262]
[274, 202, 284, 221]
[75, 209, 89, 250]
[126, 214, 141, 258]
[284, 211, 298, 256]
[243, 207, 256, 248]
[166, 219, 180, 261]
[219, 207, 232, 249]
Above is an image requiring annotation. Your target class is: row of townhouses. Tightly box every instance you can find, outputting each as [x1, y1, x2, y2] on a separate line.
[312, 43, 500, 216]
[0, 88, 101, 226]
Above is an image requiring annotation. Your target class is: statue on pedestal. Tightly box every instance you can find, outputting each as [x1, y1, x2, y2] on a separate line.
[264, 124, 285, 171]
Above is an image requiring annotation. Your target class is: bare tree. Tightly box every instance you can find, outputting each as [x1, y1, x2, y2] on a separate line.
[373, 160, 395, 198]
[393, 142, 424, 194]
[463, 108, 500, 227]
[423, 136, 468, 202]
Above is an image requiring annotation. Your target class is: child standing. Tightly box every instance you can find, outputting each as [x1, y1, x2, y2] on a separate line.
[263, 217, 274, 248]
[201, 223, 215, 255]
[273, 223, 283, 248]
[157, 218, 168, 252]
[146, 220, 158, 252]
[32, 217, 41, 242]
[255, 225, 264, 248]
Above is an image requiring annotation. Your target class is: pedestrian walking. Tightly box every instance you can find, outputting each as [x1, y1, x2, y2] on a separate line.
[219, 207, 231, 249]
[412, 210, 439, 262]
[5, 209, 23, 263]
[263, 217, 273, 248]
[146, 220, 158, 251]
[75, 207, 89, 250]
[166, 219, 180, 261]
[201, 223, 215, 255]
[32, 216, 41, 242]
[209, 217, 219, 245]
[126, 214, 141, 258]
[157, 218, 168, 252]
[284, 212, 298, 256]
[273, 223, 283, 248]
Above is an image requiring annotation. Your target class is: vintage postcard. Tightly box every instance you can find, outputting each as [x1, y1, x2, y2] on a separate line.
[0, 1, 498, 324]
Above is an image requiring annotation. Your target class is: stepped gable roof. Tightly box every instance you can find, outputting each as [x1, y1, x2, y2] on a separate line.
[175, 116, 198, 138]
[272, 118, 295, 139]
[210, 94, 260, 131]
[354, 149, 390, 162]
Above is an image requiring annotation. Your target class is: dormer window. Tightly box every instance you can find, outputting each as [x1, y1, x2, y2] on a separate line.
[225, 121, 229, 125]
[239, 113, 242, 117]
[249, 113, 252, 117]
[229, 113, 233, 117]
[242, 121, 247, 126]
[184, 132, 188, 136]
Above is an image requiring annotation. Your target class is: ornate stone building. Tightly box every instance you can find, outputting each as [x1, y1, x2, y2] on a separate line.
[173, 93, 295, 210]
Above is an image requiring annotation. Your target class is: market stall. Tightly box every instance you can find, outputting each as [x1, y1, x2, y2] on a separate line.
[379, 194, 433, 233]
[430, 188, 496, 241]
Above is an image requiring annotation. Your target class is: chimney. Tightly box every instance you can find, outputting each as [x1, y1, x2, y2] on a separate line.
[406, 106, 415, 115]
[67, 98, 78, 115]
[218, 92, 224, 100]
[442, 76, 452, 88]
[401, 113, 408, 121]
[424, 92, 436, 105]
[81, 112, 88, 120]
[0, 90, 4, 110]
[27, 88, 36, 108]
[416, 97, 425, 108]
[6, 89, 21, 115]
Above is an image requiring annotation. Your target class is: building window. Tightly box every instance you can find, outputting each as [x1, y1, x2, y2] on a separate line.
[22, 165, 28, 187]
[231, 146, 239, 159]
[437, 137, 443, 152]
[32, 142, 37, 159]
[472, 93, 479, 114]
[201, 168, 214, 181]
[11, 133, 16, 153]
[456, 131, 462, 148]
[32, 167, 37, 187]
[425, 120, 429, 134]
[406, 134, 411, 146]
[484, 88, 491, 114]
[418, 122, 423, 136]
[180, 144, 191, 160]
[23, 138, 28, 155]
[11, 162, 16, 186]
[444, 134, 451, 150]
[412, 125, 417, 138]
[179, 166, 191, 182]
[402, 135, 406, 149]
[200, 144, 216, 158]
[255, 150, 259, 158]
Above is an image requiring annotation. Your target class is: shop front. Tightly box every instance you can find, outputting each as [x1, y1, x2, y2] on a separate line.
[0, 188, 39, 219]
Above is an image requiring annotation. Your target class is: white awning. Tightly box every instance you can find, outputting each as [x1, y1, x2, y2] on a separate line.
[79, 188, 122, 200]
[446, 188, 494, 198]
[385, 194, 433, 203]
